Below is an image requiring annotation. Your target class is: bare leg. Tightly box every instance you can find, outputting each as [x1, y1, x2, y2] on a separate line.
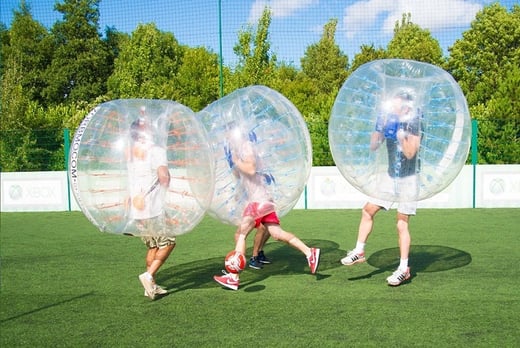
[235, 217, 255, 256]
[266, 224, 311, 257]
[252, 223, 268, 257]
[357, 202, 381, 243]
[396, 212, 411, 260]
[146, 244, 175, 282]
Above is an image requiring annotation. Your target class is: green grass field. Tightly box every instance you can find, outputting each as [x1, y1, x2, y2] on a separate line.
[1, 209, 519, 347]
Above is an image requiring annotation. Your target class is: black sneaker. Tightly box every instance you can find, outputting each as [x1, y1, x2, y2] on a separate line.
[249, 257, 263, 269]
[257, 250, 271, 264]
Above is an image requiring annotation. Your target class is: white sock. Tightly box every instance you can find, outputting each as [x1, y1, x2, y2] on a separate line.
[398, 258, 409, 271]
[144, 272, 153, 281]
[354, 241, 365, 254]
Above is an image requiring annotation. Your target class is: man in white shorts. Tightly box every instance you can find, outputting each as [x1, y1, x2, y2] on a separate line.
[128, 107, 175, 299]
[340, 89, 421, 286]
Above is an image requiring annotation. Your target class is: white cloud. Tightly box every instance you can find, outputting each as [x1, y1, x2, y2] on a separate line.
[342, 0, 483, 39]
[248, 0, 319, 23]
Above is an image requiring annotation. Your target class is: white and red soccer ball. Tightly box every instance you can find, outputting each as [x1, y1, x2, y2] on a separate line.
[224, 250, 246, 274]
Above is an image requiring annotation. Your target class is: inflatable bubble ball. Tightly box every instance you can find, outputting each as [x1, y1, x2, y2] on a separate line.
[329, 59, 471, 202]
[198, 85, 312, 225]
[69, 99, 214, 236]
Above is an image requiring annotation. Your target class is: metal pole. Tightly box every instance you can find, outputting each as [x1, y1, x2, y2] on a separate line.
[471, 119, 478, 208]
[64, 128, 72, 211]
[218, 0, 224, 97]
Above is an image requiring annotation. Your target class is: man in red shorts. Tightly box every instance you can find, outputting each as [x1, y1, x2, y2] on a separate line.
[213, 128, 320, 290]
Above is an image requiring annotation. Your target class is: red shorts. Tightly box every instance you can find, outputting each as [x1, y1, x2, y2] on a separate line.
[243, 202, 279, 227]
[254, 211, 280, 228]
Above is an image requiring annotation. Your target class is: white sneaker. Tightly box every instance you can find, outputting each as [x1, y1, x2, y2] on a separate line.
[144, 285, 168, 297]
[386, 267, 411, 286]
[154, 285, 168, 295]
[139, 273, 155, 300]
[340, 250, 365, 265]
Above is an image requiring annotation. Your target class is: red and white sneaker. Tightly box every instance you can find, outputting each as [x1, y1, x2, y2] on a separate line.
[307, 248, 320, 274]
[386, 267, 411, 286]
[214, 271, 240, 290]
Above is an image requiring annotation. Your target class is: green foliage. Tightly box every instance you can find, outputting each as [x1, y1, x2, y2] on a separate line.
[300, 19, 349, 94]
[472, 64, 520, 164]
[0, 2, 518, 170]
[387, 13, 444, 65]
[107, 23, 183, 99]
[170, 46, 221, 112]
[43, 0, 112, 105]
[447, 3, 520, 106]
[448, 4, 520, 164]
[231, 7, 276, 88]
[349, 44, 387, 73]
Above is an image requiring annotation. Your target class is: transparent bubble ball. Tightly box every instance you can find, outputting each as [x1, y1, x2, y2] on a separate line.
[198, 85, 312, 225]
[69, 99, 214, 236]
[329, 59, 471, 202]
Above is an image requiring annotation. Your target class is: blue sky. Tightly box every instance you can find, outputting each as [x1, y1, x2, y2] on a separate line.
[1, 0, 518, 67]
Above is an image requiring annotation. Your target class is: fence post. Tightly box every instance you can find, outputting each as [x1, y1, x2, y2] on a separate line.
[64, 129, 72, 211]
[218, 0, 224, 98]
[472, 120, 478, 209]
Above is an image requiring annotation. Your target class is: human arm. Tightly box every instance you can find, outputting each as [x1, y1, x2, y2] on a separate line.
[157, 165, 171, 187]
[370, 131, 384, 151]
[232, 141, 256, 176]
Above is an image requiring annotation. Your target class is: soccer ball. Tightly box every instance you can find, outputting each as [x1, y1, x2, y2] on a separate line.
[224, 250, 246, 274]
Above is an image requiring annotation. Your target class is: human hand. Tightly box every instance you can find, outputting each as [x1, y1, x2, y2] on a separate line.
[383, 117, 399, 140]
[263, 173, 275, 185]
[397, 129, 408, 141]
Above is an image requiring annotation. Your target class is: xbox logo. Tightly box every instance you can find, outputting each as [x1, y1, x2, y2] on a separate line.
[9, 184, 23, 200]
[489, 178, 505, 195]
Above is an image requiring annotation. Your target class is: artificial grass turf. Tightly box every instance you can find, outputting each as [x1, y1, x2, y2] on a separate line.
[1, 209, 518, 347]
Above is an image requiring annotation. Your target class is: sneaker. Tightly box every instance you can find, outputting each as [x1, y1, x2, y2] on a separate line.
[214, 272, 239, 290]
[145, 285, 168, 297]
[249, 257, 263, 269]
[386, 267, 411, 286]
[139, 273, 155, 300]
[340, 250, 365, 266]
[307, 248, 320, 274]
[257, 250, 271, 264]
[154, 284, 168, 295]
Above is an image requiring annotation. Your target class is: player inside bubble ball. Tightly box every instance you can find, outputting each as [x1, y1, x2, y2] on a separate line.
[341, 89, 422, 286]
[213, 127, 320, 290]
[127, 106, 176, 300]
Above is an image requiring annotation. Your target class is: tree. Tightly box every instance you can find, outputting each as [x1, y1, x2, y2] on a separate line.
[107, 23, 183, 99]
[0, 23, 8, 77]
[230, 6, 276, 89]
[386, 13, 444, 65]
[300, 18, 349, 94]
[447, 3, 520, 164]
[447, 3, 520, 106]
[472, 63, 520, 164]
[349, 44, 387, 73]
[172, 46, 221, 111]
[296, 19, 349, 165]
[1, 0, 52, 130]
[43, 0, 112, 105]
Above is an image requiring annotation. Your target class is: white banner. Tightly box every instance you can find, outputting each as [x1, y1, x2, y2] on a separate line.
[1, 172, 69, 211]
[1, 165, 519, 212]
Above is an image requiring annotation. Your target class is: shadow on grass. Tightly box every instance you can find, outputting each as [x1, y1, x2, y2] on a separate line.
[347, 245, 472, 282]
[0, 292, 95, 323]
[156, 238, 344, 293]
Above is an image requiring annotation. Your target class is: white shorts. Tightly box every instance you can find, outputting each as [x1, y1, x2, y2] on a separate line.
[369, 173, 418, 215]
